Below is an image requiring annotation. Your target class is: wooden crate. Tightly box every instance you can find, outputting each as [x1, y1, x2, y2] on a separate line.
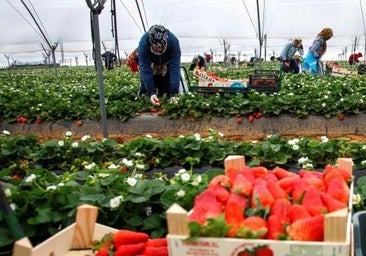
[12, 204, 118, 256]
[167, 156, 353, 256]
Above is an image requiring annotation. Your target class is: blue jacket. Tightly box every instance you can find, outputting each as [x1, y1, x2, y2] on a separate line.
[280, 42, 304, 61]
[138, 30, 181, 96]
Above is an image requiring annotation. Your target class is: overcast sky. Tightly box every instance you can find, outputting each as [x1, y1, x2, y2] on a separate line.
[0, 0, 365, 66]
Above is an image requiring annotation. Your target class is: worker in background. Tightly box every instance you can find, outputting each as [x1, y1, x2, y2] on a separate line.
[280, 38, 304, 74]
[102, 51, 117, 70]
[349, 52, 363, 65]
[189, 55, 207, 71]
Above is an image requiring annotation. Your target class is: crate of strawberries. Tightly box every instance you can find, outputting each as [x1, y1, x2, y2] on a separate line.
[166, 155, 353, 256]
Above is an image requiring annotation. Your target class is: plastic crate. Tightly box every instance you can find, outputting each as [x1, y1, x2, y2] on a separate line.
[248, 69, 281, 93]
[189, 86, 247, 97]
[353, 211, 366, 256]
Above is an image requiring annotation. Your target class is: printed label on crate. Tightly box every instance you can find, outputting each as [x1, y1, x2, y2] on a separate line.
[194, 70, 218, 82]
[168, 236, 350, 256]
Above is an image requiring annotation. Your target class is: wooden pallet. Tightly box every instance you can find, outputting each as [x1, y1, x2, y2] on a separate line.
[12, 204, 118, 256]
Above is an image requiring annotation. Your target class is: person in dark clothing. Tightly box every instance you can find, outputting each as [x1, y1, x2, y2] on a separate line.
[102, 51, 117, 70]
[280, 39, 304, 74]
[349, 52, 363, 65]
[137, 24, 181, 106]
[189, 55, 207, 71]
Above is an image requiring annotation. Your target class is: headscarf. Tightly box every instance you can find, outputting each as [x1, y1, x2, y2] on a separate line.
[148, 25, 168, 55]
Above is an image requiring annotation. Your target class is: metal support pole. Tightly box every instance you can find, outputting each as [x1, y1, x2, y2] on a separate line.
[86, 0, 108, 138]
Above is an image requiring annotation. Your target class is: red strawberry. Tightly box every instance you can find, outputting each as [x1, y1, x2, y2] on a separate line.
[266, 215, 287, 240]
[251, 183, 275, 208]
[289, 176, 308, 202]
[209, 174, 232, 189]
[231, 173, 253, 196]
[237, 167, 256, 182]
[211, 184, 231, 204]
[251, 166, 268, 179]
[225, 194, 248, 237]
[301, 186, 326, 216]
[236, 117, 243, 124]
[238, 216, 268, 239]
[320, 192, 347, 213]
[255, 246, 274, 256]
[248, 115, 255, 123]
[324, 165, 352, 186]
[326, 177, 350, 204]
[238, 250, 253, 256]
[143, 246, 169, 256]
[338, 113, 345, 120]
[113, 230, 149, 248]
[272, 168, 297, 179]
[17, 116, 27, 123]
[288, 204, 311, 223]
[76, 120, 82, 126]
[114, 243, 146, 256]
[264, 171, 278, 183]
[270, 198, 291, 219]
[266, 180, 288, 200]
[254, 112, 263, 119]
[95, 247, 109, 256]
[35, 118, 42, 125]
[300, 172, 326, 192]
[287, 215, 324, 241]
[145, 237, 167, 247]
[189, 188, 223, 225]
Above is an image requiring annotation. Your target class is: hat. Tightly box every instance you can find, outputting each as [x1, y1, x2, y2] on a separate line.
[148, 25, 168, 55]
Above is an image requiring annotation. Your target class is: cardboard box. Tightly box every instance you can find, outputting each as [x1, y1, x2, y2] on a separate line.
[167, 156, 353, 256]
[12, 204, 118, 256]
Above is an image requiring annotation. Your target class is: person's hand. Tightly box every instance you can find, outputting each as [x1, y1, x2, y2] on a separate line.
[150, 94, 161, 106]
[170, 96, 178, 103]
[284, 61, 290, 68]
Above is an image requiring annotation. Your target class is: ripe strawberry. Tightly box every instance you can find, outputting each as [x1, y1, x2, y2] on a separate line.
[209, 174, 232, 189]
[238, 216, 268, 239]
[270, 198, 291, 219]
[303, 175, 326, 192]
[248, 114, 254, 123]
[76, 120, 82, 126]
[237, 250, 253, 256]
[143, 246, 169, 256]
[225, 193, 248, 237]
[115, 242, 146, 256]
[255, 246, 274, 256]
[189, 188, 224, 225]
[231, 173, 253, 196]
[320, 192, 347, 213]
[324, 165, 352, 186]
[17, 116, 27, 123]
[301, 186, 326, 216]
[113, 230, 149, 248]
[266, 180, 288, 200]
[237, 167, 256, 182]
[251, 166, 268, 179]
[288, 176, 308, 202]
[288, 204, 311, 223]
[95, 247, 109, 256]
[338, 113, 345, 120]
[251, 183, 275, 208]
[266, 215, 287, 240]
[326, 177, 350, 204]
[236, 117, 243, 124]
[287, 215, 324, 241]
[263, 171, 278, 183]
[210, 183, 231, 204]
[272, 168, 298, 179]
[35, 118, 42, 125]
[254, 112, 263, 119]
[145, 237, 167, 247]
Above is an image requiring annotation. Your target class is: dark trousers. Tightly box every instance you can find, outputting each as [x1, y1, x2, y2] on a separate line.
[139, 69, 171, 97]
[282, 59, 300, 74]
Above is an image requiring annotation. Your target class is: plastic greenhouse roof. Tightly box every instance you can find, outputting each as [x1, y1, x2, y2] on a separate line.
[0, 0, 365, 67]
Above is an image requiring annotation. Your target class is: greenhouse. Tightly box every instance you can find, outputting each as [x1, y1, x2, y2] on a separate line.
[1, 1, 366, 256]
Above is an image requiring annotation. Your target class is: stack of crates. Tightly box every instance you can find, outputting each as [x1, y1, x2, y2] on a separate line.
[248, 69, 281, 93]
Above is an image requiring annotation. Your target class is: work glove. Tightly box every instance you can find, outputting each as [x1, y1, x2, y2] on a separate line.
[170, 96, 179, 103]
[150, 94, 161, 106]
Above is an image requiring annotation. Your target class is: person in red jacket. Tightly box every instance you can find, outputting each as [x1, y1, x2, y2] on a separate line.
[349, 52, 363, 65]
